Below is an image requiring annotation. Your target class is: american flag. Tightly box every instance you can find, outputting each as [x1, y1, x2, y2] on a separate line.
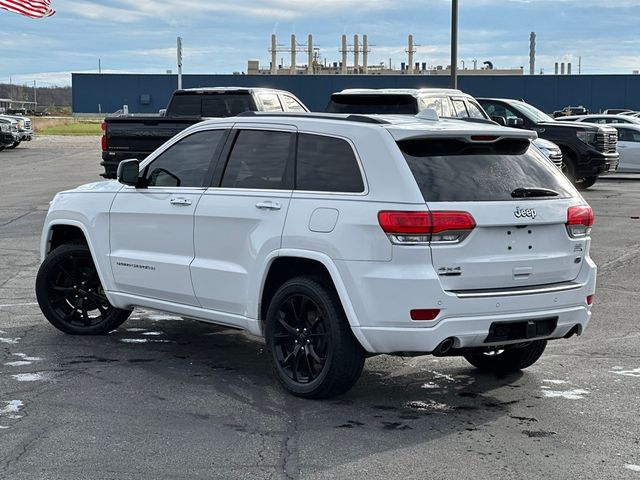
[0, 0, 55, 18]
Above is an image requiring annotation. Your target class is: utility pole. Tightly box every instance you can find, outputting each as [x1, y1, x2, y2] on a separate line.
[177, 36, 183, 89]
[450, 0, 458, 89]
[579, 56, 582, 74]
[98, 58, 102, 73]
[33, 80, 37, 108]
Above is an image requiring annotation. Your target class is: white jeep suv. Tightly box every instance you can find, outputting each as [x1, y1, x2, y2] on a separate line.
[36, 112, 596, 398]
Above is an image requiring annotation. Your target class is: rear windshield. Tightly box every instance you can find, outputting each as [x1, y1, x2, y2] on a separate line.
[168, 93, 255, 117]
[325, 94, 418, 114]
[398, 138, 575, 202]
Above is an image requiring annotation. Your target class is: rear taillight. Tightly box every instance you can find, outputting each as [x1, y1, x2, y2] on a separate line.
[378, 211, 475, 245]
[586, 294, 594, 306]
[566, 205, 594, 238]
[101, 121, 107, 152]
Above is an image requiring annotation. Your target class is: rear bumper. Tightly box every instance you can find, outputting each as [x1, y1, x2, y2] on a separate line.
[353, 305, 590, 353]
[337, 257, 596, 354]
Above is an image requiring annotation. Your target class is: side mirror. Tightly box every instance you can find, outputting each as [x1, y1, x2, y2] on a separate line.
[507, 117, 525, 128]
[492, 115, 506, 126]
[117, 159, 141, 187]
[159, 109, 167, 116]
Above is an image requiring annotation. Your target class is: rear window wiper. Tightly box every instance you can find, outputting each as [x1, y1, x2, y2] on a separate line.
[511, 187, 559, 198]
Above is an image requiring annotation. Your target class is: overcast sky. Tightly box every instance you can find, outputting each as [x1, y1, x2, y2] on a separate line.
[1, 0, 639, 86]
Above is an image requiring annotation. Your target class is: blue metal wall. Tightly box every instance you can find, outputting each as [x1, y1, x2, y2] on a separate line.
[72, 72, 640, 115]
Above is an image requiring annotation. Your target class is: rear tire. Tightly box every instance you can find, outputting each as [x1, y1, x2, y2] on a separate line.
[265, 276, 365, 399]
[463, 340, 547, 373]
[8, 141, 19, 149]
[36, 243, 131, 335]
[561, 150, 598, 190]
[576, 176, 598, 190]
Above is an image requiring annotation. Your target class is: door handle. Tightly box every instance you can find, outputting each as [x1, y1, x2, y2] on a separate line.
[170, 197, 192, 206]
[256, 201, 281, 211]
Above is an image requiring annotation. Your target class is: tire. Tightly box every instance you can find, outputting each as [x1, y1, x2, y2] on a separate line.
[35, 243, 131, 335]
[0, 146, 5, 151]
[265, 276, 365, 399]
[7, 141, 19, 149]
[576, 176, 598, 190]
[561, 150, 598, 190]
[463, 340, 547, 373]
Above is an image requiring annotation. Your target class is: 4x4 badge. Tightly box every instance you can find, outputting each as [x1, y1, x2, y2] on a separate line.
[514, 206, 537, 220]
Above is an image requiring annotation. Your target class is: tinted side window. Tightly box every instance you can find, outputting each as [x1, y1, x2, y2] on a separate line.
[282, 95, 307, 112]
[467, 101, 487, 119]
[201, 94, 254, 117]
[296, 134, 364, 193]
[441, 97, 454, 117]
[481, 101, 519, 120]
[168, 95, 201, 116]
[221, 130, 293, 189]
[452, 99, 469, 118]
[145, 130, 225, 187]
[260, 94, 284, 112]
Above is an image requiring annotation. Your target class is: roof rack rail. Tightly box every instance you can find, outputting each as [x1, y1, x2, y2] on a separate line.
[235, 111, 390, 124]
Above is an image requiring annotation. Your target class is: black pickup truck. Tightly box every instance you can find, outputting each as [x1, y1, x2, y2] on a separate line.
[100, 87, 308, 178]
[478, 98, 619, 189]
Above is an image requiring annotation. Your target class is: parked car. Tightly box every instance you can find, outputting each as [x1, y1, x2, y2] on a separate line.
[603, 108, 633, 115]
[552, 106, 589, 118]
[557, 114, 640, 125]
[101, 87, 309, 178]
[611, 124, 640, 173]
[325, 88, 489, 120]
[36, 112, 596, 398]
[0, 114, 33, 148]
[325, 88, 563, 167]
[0, 117, 20, 150]
[478, 98, 619, 189]
[533, 138, 564, 170]
[0, 122, 15, 150]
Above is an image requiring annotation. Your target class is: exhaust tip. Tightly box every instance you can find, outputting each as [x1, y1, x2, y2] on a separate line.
[563, 325, 582, 339]
[434, 337, 455, 355]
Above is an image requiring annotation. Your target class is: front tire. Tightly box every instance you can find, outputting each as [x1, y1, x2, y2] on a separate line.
[463, 341, 547, 373]
[8, 141, 19, 149]
[265, 276, 365, 399]
[35, 243, 131, 335]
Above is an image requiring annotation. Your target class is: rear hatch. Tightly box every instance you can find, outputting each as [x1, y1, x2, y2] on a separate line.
[397, 135, 587, 292]
[325, 94, 419, 114]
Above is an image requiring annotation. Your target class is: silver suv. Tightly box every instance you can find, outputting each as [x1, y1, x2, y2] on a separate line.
[36, 112, 596, 398]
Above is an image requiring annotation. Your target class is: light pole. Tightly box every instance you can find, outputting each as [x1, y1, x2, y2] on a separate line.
[450, 0, 458, 89]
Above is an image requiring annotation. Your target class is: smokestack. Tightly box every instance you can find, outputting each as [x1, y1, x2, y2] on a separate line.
[407, 34, 415, 74]
[555, 62, 559, 75]
[567, 62, 572, 75]
[561, 62, 565, 75]
[307, 34, 313, 74]
[363, 34, 368, 74]
[529, 32, 536, 75]
[271, 34, 277, 74]
[354, 34, 359, 71]
[341, 35, 348, 74]
[290, 34, 296, 74]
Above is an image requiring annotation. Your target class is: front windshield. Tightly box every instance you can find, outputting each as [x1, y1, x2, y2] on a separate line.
[512, 101, 555, 123]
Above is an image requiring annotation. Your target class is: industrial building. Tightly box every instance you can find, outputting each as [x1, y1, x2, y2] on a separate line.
[71, 30, 640, 115]
[247, 34, 523, 77]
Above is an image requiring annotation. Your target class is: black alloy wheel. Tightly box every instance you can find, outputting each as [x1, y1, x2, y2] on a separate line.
[36, 243, 131, 335]
[272, 293, 329, 385]
[265, 276, 365, 399]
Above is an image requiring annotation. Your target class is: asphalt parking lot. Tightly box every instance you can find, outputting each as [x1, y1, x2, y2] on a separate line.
[0, 137, 639, 480]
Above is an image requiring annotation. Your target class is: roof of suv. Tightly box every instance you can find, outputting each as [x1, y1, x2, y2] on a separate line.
[333, 88, 467, 97]
[175, 87, 296, 95]
[197, 112, 537, 141]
